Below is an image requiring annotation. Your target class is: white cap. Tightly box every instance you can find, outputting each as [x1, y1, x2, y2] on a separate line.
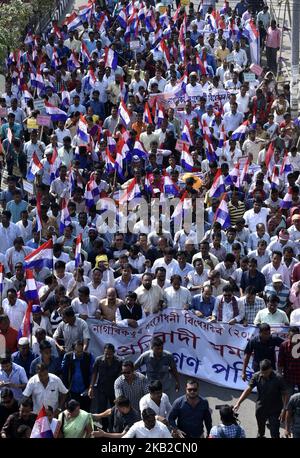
[18, 337, 29, 346]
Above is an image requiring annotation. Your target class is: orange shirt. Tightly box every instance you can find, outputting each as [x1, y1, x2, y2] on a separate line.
[132, 122, 147, 138]
[0, 327, 18, 353]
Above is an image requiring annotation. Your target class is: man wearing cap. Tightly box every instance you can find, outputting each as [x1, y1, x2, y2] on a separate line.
[267, 229, 298, 256]
[11, 338, 36, 378]
[288, 213, 300, 242]
[31, 305, 53, 337]
[186, 73, 203, 99]
[254, 295, 290, 326]
[264, 274, 290, 311]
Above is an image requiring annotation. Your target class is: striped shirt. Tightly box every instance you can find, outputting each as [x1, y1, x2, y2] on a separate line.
[228, 201, 246, 226]
[264, 284, 290, 309]
[114, 372, 149, 412]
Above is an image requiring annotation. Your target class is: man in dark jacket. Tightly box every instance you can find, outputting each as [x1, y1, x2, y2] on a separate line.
[61, 340, 94, 411]
[88, 343, 122, 430]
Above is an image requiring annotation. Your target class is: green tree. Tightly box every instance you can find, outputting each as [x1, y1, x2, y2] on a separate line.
[0, 0, 33, 64]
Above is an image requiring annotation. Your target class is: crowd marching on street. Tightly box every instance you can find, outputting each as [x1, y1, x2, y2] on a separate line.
[0, 0, 300, 439]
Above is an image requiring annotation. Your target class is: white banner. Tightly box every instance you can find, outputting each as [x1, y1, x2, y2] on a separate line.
[88, 309, 289, 391]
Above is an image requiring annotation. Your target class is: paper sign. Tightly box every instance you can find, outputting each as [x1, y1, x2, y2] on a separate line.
[27, 118, 38, 129]
[23, 179, 34, 195]
[226, 54, 235, 63]
[0, 107, 7, 117]
[36, 115, 51, 127]
[130, 41, 140, 50]
[33, 99, 45, 111]
[250, 63, 263, 76]
[243, 72, 256, 82]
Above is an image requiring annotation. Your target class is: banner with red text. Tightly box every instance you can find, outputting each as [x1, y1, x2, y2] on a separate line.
[87, 309, 289, 391]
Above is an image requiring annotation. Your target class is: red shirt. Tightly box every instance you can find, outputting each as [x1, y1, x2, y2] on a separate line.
[0, 327, 18, 353]
[278, 339, 300, 385]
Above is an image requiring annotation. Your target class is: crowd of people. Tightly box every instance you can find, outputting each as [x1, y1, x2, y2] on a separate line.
[0, 0, 300, 439]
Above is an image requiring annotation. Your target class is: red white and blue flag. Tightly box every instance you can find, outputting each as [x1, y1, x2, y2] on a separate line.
[143, 102, 153, 125]
[104, 47, 118, 70]
[118, 99, 131, 128]
[281, 188, 293, 209]
[75, 233, 82, 268]
[24, 240, 53, 270]
[77, 115, 89, 143]
[64, 11, 82, 31]
[181, 120, 194, 145]
[180, 143, 193, 171]
[0, 263, 4, 294]
[209, 169, 226, 198]
[59, 198, 71, 235]
[26, 152, 43, 181]
[215, 197, 231, 229]
[45, 101, 68, 122]
[119, 178, 142, 204]
[30, 406, 54, 438]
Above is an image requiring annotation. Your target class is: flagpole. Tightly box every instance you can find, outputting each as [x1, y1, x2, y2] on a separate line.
[39, 126, 44, 142]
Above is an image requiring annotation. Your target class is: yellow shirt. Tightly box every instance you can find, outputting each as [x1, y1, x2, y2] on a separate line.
[215, 47, 230, 63]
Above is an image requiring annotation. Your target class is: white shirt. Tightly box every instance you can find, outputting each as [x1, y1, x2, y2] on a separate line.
[139, 393, 172, 418]
[186, 270, 210, 296]
[223, 111, 244, 134]
[71, 295, 99, 317]
[123, 420, 172, 438]
[86, 281, 108, 300]
[174, 229, 198, 250]
[0, 223, 22, 254]
[213, 295, 245, 322]
[152, 258, 179, 281]
[135, 284, 164, 314]
[16, 220, 33, 243]
[2, 298, 27, 330]
[261, 262, 291, 288]
[55, 272, 73, 290]
[23, 373, 68, 414]
[54, 128, 71, 144]
[31, 336, 58, 358]
[243, 208, 270, 233]
[164, 286, 192, 309]
[290, 308, 300, 326]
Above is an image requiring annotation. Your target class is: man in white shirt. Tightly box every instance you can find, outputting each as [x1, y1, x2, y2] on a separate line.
[148, 70, 167, 93]
[54, 121, 71, 145]
[139, 380, 172, 424]
[135, 273, 164, 315]
[71, 286, 99, 319]
[186, 73, 203, 99]
[123, 408, 172, 438]
[0, 211, 22, 255]
[2, 289, 27, 331]
[261, 251, 291, 287]
[223, 102, 244, 134]
[87, 268, 108, 301]
[212, 285, 245, 324]
[164, 275, 192, 309]
[22, 364, 68, 414]
[236, 85, 250, 116]
[152, 248, 179, 281]
[232, 42, 248, 69]
[243, 199, 270, 233]
[54, 260, 73, 290]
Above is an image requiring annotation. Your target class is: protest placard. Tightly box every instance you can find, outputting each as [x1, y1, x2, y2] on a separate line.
[36, 115, 51, 127]
[27, 118, 38, 129]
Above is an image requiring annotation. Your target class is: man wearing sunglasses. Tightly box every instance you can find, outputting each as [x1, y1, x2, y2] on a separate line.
[168, 379, 212, 438]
